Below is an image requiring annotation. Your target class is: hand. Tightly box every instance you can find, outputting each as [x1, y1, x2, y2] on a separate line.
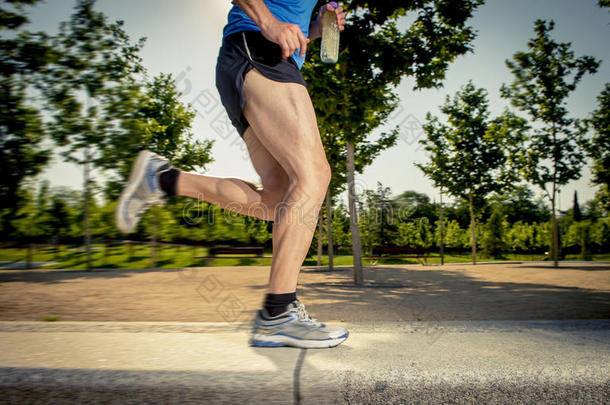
[309, 2, 346, 41]
[261, 18, 310, 59]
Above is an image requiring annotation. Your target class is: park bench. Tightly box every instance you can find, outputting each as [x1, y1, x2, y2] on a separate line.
[363, 246, 438, 266]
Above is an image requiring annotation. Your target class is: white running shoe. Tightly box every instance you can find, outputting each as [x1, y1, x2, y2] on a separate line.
[249, 300, 349, 348]
[115, 150, 171, 234]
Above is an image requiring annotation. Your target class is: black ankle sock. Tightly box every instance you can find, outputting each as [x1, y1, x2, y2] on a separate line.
[264, 292, 297, 317]
[158, 167, 180, 196]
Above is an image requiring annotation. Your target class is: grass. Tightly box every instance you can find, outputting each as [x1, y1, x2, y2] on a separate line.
[0, 244, 608, 270]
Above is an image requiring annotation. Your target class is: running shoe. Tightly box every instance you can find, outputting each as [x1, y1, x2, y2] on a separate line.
[249, 300, 349, 348]
[116, 150, 171, 234]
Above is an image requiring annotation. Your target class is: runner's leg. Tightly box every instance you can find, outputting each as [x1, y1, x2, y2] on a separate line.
[175, 127, 289, 221]
[242, 68, 331, 294]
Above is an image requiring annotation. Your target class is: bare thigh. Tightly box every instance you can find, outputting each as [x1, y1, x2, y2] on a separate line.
[242, 126, 289, 200]
[242, 68, 330, 187]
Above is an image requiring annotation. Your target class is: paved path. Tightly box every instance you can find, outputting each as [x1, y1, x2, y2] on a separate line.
[1, 320, 609, 404]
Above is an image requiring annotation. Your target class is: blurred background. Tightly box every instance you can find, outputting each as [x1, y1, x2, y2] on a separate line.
[1, 0, 608, 272]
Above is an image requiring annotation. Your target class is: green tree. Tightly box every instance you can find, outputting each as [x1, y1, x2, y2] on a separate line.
[45, 190, 74, 259]
[506, 221, 534, 253]
[572, 190, 582, 221]
[393, 190, 436, 221]
[584, 84, 610, 212]
[330, 200, 351, 251]
[100, 72, 214, 266]
[0, 0, 52, 236]
[443, 219, 467, 250]
[396, 221, 418, 248]
[100, 73, 214, 199]
[589, 217, 610, 253]
[488, 185, 551, 224]
[360, 182, 397, 251]
[12, 181, 53, 268]
[415, 217, 433, 250]
[417, 81, 526, 264]
[303, 0, 484, 284]
[481, 204, 507, 259]
[38, 0, 146, 270]
[500, 20, 600, 267]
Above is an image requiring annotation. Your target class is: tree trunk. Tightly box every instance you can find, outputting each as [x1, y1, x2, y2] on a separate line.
[550, 125, 560, 268]
[579, 223, 588, 261]
[83, 149, 92, 271]
[316, 211, 323, 266]
[440, 188, 445, 265]
[325, 190, 334, 271]
[468, 191, 476, 265]
[551, 193, 559, 268]
[346, 142, 364, 285]
[150, 206, 158, 268]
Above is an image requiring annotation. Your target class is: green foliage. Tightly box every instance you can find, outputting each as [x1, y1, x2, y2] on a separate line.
[0, 0, 51, 235]
[416, 217, 433, 248]
[417, 81, 526, 262]
[396, 221, 418, 247]
[303, 0, 483, 215]
[100, 73, 215, 199]
[584, 84, 610, 212]
[11, 181, 52, 242]
[0, 77, 49, 213]
[500, 19, 600, 265]
[481, 205, 508, 258]
[331, 200, 352, 249]
[417, 81, 525, 201]
[488, 185, 550, 224]
[563, 220, 592, 260]
[443, 219, 468, 249]
[359, 182, 397, 249]
[393, 190, 435, 221]
[572, 191, 582, 221]
[500, 20, 599, 197]
[40, 0, 146, 165]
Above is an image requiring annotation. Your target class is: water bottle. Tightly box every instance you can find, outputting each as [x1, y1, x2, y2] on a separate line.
[320, 2, 340, 63]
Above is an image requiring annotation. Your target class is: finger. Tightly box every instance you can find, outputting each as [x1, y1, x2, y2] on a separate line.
[297, 30, 309, 58]
[289, 35, 301, 58]
[285, 36, 297, 57]
[336, 8, 345, 29]
[338, 16, 346, 30]
[280, 38, 291, 59]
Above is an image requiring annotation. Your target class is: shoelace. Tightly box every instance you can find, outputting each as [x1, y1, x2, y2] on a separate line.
[134, 196, 165, 219]
[296, 302, 322, 327]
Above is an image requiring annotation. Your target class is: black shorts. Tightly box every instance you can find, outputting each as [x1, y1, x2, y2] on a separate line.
[215, 30, 307, 138]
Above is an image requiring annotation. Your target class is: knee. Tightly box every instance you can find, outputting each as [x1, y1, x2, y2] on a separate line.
[289, 162, 331, 199]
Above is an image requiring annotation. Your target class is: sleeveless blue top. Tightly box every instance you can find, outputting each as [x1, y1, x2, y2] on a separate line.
[222, 0, 318, 69]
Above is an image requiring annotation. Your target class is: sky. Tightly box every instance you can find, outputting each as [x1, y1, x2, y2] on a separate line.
[24, 0, 610, 211]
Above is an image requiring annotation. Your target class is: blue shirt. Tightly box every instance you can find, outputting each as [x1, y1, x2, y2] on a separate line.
[222, 0, 318, 69]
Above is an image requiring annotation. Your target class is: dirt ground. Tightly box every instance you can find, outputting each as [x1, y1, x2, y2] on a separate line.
[0, 262, 609, 323]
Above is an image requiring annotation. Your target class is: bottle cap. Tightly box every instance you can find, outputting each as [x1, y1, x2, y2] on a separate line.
[329, 2, 338, 8]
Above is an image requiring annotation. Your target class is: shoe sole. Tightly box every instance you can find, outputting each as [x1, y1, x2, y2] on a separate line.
[249, 332, 348, 349]
[116, 150, 156, 234]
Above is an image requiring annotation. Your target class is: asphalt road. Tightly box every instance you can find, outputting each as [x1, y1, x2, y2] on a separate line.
[1, 320, 609, 404]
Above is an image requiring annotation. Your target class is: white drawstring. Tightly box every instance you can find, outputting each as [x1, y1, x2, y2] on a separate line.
[242, 32, 253, 61]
